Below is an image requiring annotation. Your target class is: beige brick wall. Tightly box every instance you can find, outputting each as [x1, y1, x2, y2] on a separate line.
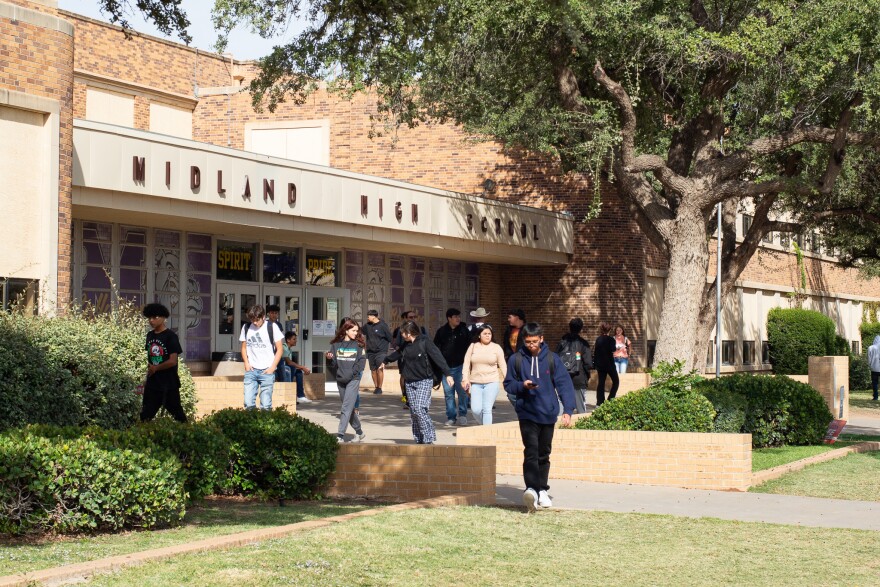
[327, 444, 496, 503]
[457, 421, 752, 491]
[808, 355, 849, 421]
[193, 376, 298, 417]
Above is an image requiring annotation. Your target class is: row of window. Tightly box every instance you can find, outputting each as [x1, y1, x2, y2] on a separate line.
[0, 278, 38, 313]
[742, 214, 829, 254]
[646, 338, 861, 369]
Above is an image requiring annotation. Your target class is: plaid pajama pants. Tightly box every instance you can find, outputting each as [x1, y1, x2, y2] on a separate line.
[405, 378, 436, 444]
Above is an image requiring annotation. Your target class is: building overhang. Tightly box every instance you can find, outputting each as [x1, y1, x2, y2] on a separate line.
[72, 120, 573, 266]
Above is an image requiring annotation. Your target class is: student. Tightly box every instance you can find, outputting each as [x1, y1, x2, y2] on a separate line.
[613, 324, 633, 374]
[266, 304, 285, 380]
[240, 305, 284, 410]
[326, 319, 367, 443]
[384, 321, 453, 444]
[141, 303, 187, 423]
[392, 310, 427, 408]
[556, 317, 592, 413]
[462, 324, 506, 424]
[504, 322, 575, 512]
[364, 309, 393, 395]
[593, 322, 619, 406]
[281, 331, 312, 404]
[502, 308, 526, 360]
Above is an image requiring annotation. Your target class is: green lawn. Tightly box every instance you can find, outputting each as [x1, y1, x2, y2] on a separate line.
[751, 433, 880, 471]
[750, 451, 880, 500]
[849, 389, 880, 415]
[0, 499, 373, 576]
[75, 507, 880, 586]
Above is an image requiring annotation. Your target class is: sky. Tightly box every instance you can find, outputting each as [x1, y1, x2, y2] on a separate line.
[58, 0, 286, 60]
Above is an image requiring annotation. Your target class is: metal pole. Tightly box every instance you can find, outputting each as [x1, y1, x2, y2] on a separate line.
[716, 202, 722, 378]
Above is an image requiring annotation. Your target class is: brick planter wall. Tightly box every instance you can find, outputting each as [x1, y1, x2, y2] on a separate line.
[327, 444, 496, 503]
[457, 422, 752, 491]
[193, 377, 298, 417]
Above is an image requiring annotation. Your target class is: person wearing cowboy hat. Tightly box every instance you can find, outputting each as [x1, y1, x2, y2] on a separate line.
[469, 307, 490, 332]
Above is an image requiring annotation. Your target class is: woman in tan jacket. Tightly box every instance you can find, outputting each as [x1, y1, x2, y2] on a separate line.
[462, 324, 507, 425]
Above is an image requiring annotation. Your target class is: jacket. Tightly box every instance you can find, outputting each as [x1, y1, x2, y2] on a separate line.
[433, 322, 472, 367]
[384, 334, 452, 383]
[364, 319, 393, 354]
[556, 334, 592, 387]
[869, 335, 880, 373]
[502, 324, 526, 360]
[504, 343, 576, 425]
[593, 334, 616, 372]
[327, 340, 366, 384]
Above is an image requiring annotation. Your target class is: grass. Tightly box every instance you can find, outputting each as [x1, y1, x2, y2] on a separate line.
[750, 451, 880, 500]
[0, 499, 373, 576]
[73, 507, 880, 586]
[752, 445, 840, 471]
[849, 389, 880, 415]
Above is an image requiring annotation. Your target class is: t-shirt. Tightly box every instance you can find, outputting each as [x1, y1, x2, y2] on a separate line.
[145, 328, 182, 390]
[282, 342, 300, 366]
[509, 327, 521, 353]
[240, 321, 283, 369]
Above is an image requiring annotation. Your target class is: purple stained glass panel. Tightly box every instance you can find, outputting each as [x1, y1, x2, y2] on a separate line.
[188, 273, 212, 295]
[119, 268, 145, 291]
[187, 233, 212, 251]
[186, 313, 211, 337]
[185, 338, 211, 362]
[346, 264, 363, 284]
[155, 230, 180, 249]
[447, 261, 462, 274]
[430, 259, 444, 272]
[187, 251, 212, 272]
[411, 272, 423, 288]
[409, 257, 425, 271]
[390, 269, 404, 287]
[367, 253, 385, 267]
[121, 226, 147, 245]
[346, 250, 363, 265]
[410, 288, 424, 305]
[118, 292, 144, 307]
[120, 245, 146, 267]
[465, 263, 479, 276]
[82, 222, 111, 242]
[392, 287, 404, 304]
[82, 242, 111, 265]
[82, 290, 112, 314]
[465, 276, 478, 304]
[82, 266, 111, 289]
[389, 255, 404, 268]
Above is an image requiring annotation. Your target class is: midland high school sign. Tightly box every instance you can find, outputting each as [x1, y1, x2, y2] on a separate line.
[72, 120, 573, 264]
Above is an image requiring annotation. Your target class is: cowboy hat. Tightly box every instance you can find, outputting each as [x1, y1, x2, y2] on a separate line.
[469, 307, 490, 318]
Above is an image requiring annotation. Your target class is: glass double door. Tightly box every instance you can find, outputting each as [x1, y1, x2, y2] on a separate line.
[215, 282, 349, 378]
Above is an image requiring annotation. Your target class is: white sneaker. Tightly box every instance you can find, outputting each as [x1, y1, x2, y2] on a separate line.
[537, 490, 552, 508]
[456, 416, 468, 426]
[522, 488, 538, 513]
[297, 397, 312, 404]
[356, 432, 366, 442]
[336, 436, 344, 444]
[446, 419, 456, 426]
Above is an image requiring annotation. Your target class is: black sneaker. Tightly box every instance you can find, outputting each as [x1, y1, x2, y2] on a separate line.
[373, 388, 383, 395]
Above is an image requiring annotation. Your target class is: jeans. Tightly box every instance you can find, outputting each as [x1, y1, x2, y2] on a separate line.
[442, 364, 468, 420]
[519, 418, 555, 492]
[614, 357, 629, 374]
[873, 371, 880, 400]
[244, 368, 275, 410]
[470, 381, 499, 425]
[278, 364, 306, 398]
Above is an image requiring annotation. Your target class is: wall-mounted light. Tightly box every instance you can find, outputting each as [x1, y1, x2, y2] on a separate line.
[481, 178, 497, 193]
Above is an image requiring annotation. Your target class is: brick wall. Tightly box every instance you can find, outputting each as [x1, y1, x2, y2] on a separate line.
[193, 377, 298, 417]
[326, 443, 496, 503]
[458, 421, 752, 491]
[1, 1, 74, 307]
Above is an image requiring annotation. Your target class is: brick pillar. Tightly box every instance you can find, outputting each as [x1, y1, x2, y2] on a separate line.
[808, 356, 849, 421]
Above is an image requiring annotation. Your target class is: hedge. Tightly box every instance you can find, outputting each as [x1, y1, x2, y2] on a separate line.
[697, 374, 833, 447]
[205, 408, 339, 500]
[862, 322, 880, 355]
[0, 307, 197, 431]
[0, 433, 185, 535]
[766, 308, 839, 375]
[850, 353, 872, 391]
[575, 386, 716, 432]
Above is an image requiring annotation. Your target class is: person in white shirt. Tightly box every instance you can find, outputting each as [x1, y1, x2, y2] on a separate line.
[240, 305, 284, 410]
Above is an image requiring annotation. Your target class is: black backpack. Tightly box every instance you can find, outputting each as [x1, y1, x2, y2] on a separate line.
[558, 338, 585, 376]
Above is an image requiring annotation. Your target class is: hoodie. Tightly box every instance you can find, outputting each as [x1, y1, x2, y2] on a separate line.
[504, 343, 576, 425]
[327, 340, 366, 384]
[868, 335, 880, 373]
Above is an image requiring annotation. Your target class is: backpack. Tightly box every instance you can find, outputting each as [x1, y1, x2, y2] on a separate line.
[558, 338, 584, 376]
[417, 337, 444, 389]
[241, 321, 276, 347]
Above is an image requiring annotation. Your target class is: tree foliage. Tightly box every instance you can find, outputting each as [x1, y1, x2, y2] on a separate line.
[96, 0, 191, 43]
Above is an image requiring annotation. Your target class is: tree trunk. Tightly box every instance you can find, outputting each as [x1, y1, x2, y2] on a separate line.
[652, 206, 711, 372]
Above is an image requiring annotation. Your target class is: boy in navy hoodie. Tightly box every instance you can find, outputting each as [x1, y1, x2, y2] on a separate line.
[504, 322, 575, 512]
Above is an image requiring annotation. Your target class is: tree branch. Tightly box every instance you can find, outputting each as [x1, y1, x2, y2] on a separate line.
[817, 94, 863, 195]
[593, 60, 637, 167]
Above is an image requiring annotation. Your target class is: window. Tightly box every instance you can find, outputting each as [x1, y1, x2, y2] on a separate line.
[0, 278, 38, 313]
[811, 232, 821, 254]
[216, 241, 257, 282]
[647, 340, 657, 369]
[762, 341, 770, 364]
[722, 340, 736, 365]
[706, 341, 714, 366]
[796, 233, 805, 249]
[742, 214, 753, 237]
[263, 248, 299, 284]
[852, 341, 860, 356]
[306, 252, 339, 287]
[742, 341, 755, 365]
[247, 121, 330, 166]
[780, 233, 791, 248]
[149, 102, 193, 139]
[762, 231, 774, 244]
[85, 87, 134, 127]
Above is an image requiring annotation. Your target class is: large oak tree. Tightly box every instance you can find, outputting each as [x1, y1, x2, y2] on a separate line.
[106, 0, 880, 370]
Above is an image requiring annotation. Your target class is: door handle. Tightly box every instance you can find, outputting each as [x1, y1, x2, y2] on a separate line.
[303, 329, 309, 340]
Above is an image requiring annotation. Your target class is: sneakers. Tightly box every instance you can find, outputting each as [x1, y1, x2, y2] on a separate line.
[446, 419, 456, 426]
[537, 490, 552, 508]
[356, 432, 367, 442]
[336, 435, 344, 444]
[522, 488, 538, 513]
[296, 396, 312, 404]
[373, 388, 383, 395]
[457, 416, 468, 426]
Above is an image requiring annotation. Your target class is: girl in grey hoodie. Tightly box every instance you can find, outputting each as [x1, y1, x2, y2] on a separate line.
[867, 335, 880, 401]
[326, 319, 367, 442]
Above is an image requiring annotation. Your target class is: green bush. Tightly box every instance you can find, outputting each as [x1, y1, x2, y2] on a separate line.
[701, 388, 748, 433]
[860, 322, 880, 353]
[575, 387, 715, 432]
[0, 433, 185, 535]
[204, 408, 339, 500]
[0, 306, 197, 431]
[696, 374, 833, 447]
[766, 308, 839, 374]
[13, 421, 231, 503]
[850, 353, 872, 391]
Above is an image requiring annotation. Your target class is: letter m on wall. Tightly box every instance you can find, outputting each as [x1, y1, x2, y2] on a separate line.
[132, 156, 146, 183]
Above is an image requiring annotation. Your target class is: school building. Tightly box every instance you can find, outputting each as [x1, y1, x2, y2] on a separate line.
[2, 0, 878, 376]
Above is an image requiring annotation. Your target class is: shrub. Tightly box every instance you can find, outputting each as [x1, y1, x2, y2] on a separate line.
[850, 353, 872, 391]
[861, 322, 880, 353]
[204, 408, 338, 500]
[575, 387, 715, 432]
[766, 308, 839, 374]
[701, 388, 748, 433]
[0, 433, 185, 535]
[696, 374, 833, 447]
[0, 306, 197, 431]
